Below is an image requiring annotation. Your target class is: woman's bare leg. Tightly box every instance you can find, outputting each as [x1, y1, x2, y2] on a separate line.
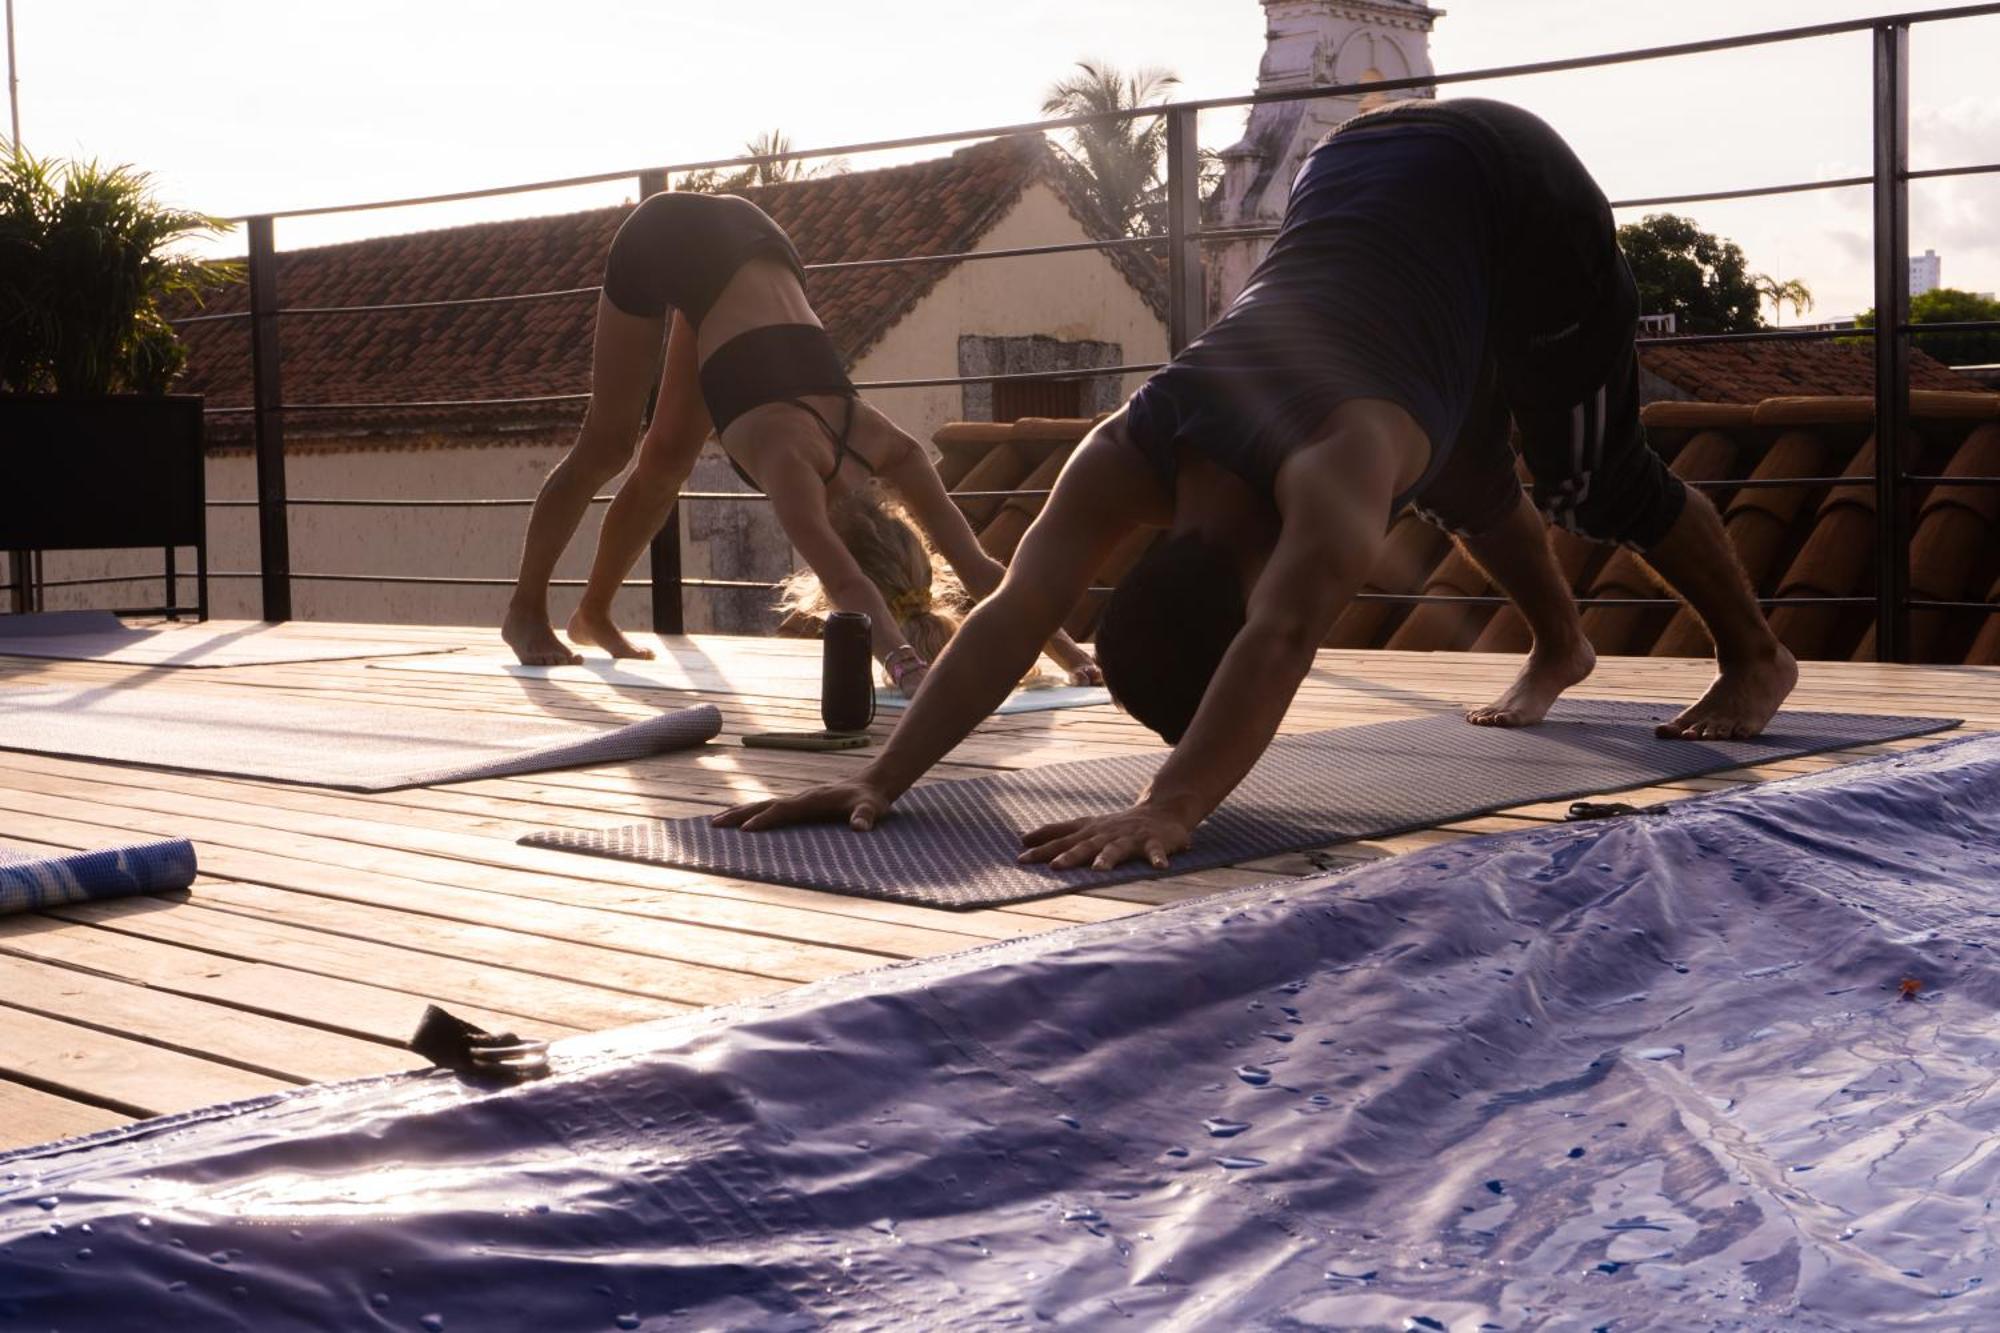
[504, 296, 664, 665]
[569, 314, 713, 658]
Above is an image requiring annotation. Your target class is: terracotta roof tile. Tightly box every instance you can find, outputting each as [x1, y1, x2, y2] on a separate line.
[1638, 340, 1978, 404]
[172, 136, 1165, 443]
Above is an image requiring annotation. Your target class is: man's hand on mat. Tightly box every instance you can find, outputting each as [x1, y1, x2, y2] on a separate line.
[713, 781, 893, 833]
[1018, 805, 1190, 872]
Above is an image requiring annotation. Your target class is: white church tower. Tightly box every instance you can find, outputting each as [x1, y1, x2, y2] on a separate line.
[1208, 0, 1442, 316]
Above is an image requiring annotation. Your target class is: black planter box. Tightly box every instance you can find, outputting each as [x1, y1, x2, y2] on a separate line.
[0, 394, 207, 615]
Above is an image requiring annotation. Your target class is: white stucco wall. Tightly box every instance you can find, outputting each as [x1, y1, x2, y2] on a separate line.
[27, 182, 1169, 632]
[854, 180, 1168, 442]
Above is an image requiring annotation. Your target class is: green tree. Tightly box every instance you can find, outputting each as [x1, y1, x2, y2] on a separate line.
[1617, 213, 1764, 335]
[1040, 61, 1184, 237]
[1855, 288, 2000, 366]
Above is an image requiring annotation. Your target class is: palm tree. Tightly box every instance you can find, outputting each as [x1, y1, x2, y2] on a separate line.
[1041, 61, 1183, 236]
[1753, 274, 1814, 328]
[676, 130, 848, 194]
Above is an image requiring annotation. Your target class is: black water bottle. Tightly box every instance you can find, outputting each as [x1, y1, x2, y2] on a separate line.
[822, 611, 875, 734]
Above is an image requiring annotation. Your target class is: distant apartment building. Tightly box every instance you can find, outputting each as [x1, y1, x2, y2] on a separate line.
[1911, 248, 1942, 297]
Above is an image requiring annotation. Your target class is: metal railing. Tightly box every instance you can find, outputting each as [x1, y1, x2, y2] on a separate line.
[111, 3, 2000, 659]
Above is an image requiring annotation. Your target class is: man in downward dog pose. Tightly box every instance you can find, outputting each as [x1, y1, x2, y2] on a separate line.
[717, 98, 1796, 869]
[502, 190, 1099, 694]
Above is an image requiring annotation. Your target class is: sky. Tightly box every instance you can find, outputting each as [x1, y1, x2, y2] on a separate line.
[10, 0, 1998, 321]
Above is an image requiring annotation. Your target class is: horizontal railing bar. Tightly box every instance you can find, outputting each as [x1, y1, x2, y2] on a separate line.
[1351, 592, 1876, 608]
[19, 574, 180, 590]
[225, 5, 2000, 226]
[1908, 599, 2000, 612]
[1904, 475, 2000, 486]
[277, 285, 601, 318]
[1900, 319, 2000, 335]
[170, 309, 253, 327]
[1641, 326, 1862, 346]
[1609, 175, 1870, 209]
[802, 233, 1165, 274]
[852, 363, 1161, 392]
[1908, 160, 2000, 181]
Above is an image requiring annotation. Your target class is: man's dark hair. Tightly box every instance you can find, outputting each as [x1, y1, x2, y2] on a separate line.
[1095, 533, 1246, 744]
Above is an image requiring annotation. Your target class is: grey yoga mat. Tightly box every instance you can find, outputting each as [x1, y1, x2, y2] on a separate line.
[521, 700, 1958, 909]
[0, 685, 721, 790]
[0, 611, 460, 668]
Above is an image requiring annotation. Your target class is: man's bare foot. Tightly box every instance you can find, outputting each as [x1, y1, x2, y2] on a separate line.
[1467, 638, 1596, 728]
[566, 606, 656, 660]
[503, 604, 582, 667]
[1658, 646, 1798, 740]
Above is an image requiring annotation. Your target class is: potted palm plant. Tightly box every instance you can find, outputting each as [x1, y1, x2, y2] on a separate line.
[0, 149, 234, 615]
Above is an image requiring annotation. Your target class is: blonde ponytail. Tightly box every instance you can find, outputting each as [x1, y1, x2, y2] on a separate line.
[777, 484, 965, 661]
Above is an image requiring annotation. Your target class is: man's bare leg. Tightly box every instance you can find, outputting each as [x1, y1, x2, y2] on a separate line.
[1637, 490, 1797, 738]
[1456, 490, 1596, 726]
[503, 298, 664, 665]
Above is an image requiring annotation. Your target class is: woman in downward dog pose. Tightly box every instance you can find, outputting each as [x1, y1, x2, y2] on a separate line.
[503, 189, 1099, 695]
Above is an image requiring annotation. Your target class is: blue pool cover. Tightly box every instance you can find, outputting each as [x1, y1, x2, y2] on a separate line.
[0, 838, 196, 916]
[5, 737, 2000, 1329]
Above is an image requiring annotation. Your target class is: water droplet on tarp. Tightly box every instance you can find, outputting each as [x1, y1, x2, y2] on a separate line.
[420, 1315, 446, 1332]
[1217, 1156, 1266, 1170]
[1567, 1147, 1586, 1159]
[1162, 1146, 1189, 1159]
[1406, 1316, 1447, 1331]
[1235, 1066, 1272, 1086]
[1053, 1114, 1080, 1129]
[615, 1317, 641, 1331]
[1203, 1118, 1251, 1138]
[1061, 1207, 1102, 1224]
[1634, 1047, 1682, 1061]
[32, 1197, 57, 1211]
[370, 1292, 391, 1310]
[1324, 1268, 1377, 1283]
[1484, 1179, 1505, 1195]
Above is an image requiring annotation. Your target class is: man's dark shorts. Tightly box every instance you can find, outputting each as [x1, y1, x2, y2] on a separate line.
[1126, 99, 1687, 551]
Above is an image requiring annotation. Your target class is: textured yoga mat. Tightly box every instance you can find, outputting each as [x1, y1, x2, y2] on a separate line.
[0, 685, 721, 790]
[522, 700, 1957, 908]
[374, 651, 1112, 714]
[0, 611, 460, 667]
[0, 838, 197, 916]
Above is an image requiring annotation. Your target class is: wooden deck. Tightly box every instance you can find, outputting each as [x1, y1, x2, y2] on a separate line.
[1, 620, 1994, 1150]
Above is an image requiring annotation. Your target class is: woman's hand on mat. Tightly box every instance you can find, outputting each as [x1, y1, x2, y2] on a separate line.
[1065, 660, 1104, 687]
[1018, 804, 1190, 872]
[713, 780, 893, 833]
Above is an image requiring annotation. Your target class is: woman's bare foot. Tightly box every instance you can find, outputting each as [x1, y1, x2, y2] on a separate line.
[566, 606, 656, 660]
[1467, 637, 1596, 728]
[503, 603, 582, 666]
[1658, 646, 1798, 740]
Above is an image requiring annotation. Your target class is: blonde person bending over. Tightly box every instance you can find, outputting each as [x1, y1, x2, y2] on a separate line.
[502, 190, 1099, 694]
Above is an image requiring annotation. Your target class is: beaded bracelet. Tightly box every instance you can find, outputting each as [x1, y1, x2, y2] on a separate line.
[883, 644, 929, 691]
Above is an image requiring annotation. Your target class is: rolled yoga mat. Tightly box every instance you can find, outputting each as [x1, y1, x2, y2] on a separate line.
[0, 685, 723, 791]
[521, 700, 1958, 909]
[0, 838, 198, 916]
[372, 652, 1112, 714]
[0, 611, 461, 668]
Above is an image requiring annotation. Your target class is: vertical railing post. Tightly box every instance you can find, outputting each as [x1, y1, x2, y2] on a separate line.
[1165, 105, 1203, 354]
[246, 215, 293, 622]
[634, 167, 685, 637]
[1871, 22, 1911, 663]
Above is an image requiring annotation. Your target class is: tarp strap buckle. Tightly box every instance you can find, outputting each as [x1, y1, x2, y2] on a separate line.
[408, 1005, 551, 1083]
[1565, 800, 1642, 821]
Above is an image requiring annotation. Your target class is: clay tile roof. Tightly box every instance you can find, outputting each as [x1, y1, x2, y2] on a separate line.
[173, 135, 1165, 443]
[1637, 339, 1980, 404]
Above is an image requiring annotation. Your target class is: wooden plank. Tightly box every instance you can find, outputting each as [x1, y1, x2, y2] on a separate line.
[0, 953, 410, 1084]
[0, 911, 580, 1046]
[43, 897, 683, 1033]
[0, 1076, 132, 1151]
[0, 1005, 291, 1119]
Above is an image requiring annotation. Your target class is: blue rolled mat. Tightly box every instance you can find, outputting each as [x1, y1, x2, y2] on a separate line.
[0, 839, 198, 916]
